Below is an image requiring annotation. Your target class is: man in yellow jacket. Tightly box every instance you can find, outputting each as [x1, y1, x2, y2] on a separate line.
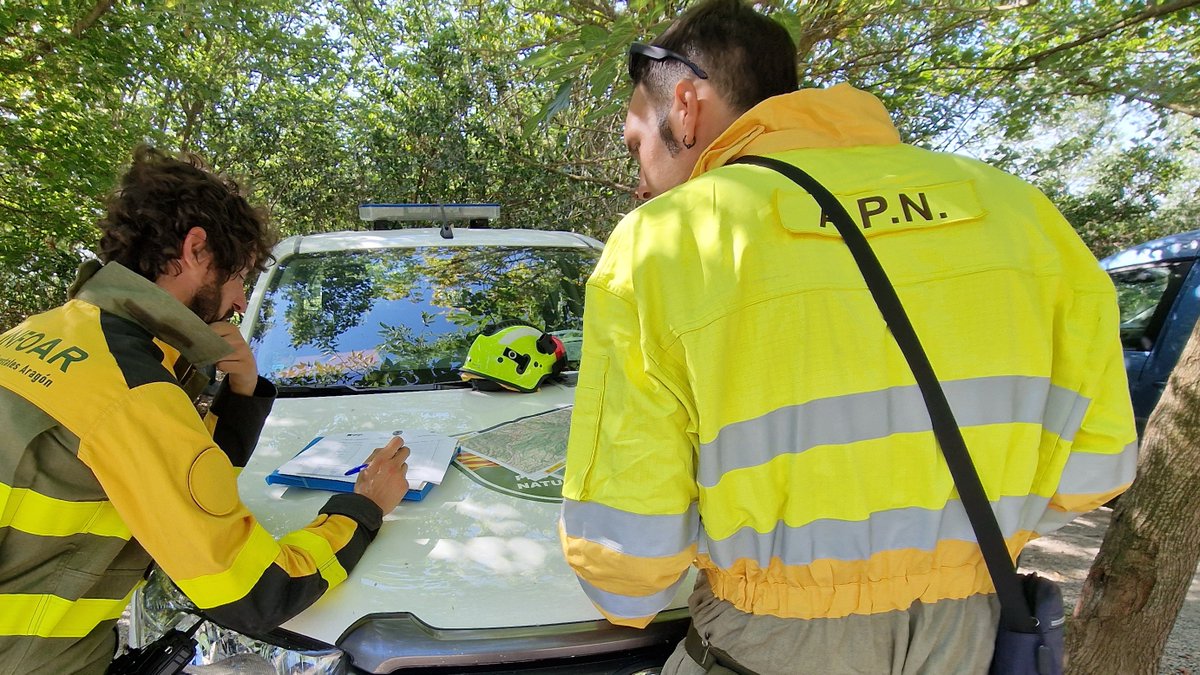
[0, 146, 412, 674]
[559, 1, 1137, 673]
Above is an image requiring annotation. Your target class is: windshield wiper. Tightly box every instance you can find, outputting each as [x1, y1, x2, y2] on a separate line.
[277, 381, 472, 397]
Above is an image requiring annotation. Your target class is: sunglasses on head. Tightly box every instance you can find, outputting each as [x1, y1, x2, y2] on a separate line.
[627, 42, 709, 81]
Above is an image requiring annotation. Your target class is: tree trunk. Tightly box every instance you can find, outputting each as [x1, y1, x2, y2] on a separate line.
[1066, 318, 1200, 673]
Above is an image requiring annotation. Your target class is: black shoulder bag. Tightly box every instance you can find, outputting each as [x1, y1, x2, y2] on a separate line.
[731, 155, 1065, 675]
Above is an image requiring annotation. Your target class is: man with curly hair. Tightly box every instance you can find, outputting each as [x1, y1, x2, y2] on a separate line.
[0, 146, 412, 674]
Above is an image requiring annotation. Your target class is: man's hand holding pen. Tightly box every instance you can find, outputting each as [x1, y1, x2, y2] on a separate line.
[353, 436, 411, 515]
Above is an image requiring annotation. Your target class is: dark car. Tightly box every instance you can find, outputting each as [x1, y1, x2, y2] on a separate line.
[1100, 229, 1200, 434]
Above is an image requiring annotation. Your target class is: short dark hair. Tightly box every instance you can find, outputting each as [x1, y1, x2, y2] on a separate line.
[97, 145, 276, 283]
[631, 0, 798, 114]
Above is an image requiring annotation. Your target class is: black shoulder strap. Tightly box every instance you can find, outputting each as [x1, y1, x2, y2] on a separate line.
[731, 154, 1038, 633]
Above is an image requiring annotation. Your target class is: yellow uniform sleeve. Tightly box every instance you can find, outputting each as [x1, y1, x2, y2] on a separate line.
[1037, 291, 1138, 533]
[1031, 194, 1138, 534]
[79, 383, 381, 634]
[560, 226, 698, 629]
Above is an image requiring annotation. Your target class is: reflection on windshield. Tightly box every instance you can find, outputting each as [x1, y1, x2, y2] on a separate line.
[1110, 262, 1191, 351]
[249, 246, 598, 388]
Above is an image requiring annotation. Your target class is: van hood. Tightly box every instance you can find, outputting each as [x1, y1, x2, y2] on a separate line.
[237, 383, 689, 647]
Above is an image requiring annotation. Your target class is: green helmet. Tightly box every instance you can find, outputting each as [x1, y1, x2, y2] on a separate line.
[459, 324, 565, 393]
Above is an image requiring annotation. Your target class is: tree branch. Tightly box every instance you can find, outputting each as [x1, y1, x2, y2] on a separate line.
[566, 0, 616, 24]
[509, 151, 634, 194]
[539, 154, 628, 167]
[1001, 0, 1200, 72]
[806, 13, 981, 80]
[0, 199, 32, 216]
[1066, 77, 1200, 119]
[22, 0, 115, 66]
[71, 0, 115, 39]
[549, 169, 634, 193]
[993, 0, 1038, 10]
[178, 98, 204, 151]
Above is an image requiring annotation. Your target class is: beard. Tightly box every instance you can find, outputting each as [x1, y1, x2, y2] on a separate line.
[188, 277, 229, 323]
[657, 109, 682, 157]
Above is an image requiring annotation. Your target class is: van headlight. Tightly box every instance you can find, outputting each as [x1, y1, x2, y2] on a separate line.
[130, 568, 346, 675]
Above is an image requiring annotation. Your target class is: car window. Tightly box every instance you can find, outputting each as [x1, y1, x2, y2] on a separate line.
[249, 245, 599, 389]
[1109, 261, 1193, 351]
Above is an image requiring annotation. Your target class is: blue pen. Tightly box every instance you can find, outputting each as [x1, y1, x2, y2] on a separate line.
[343, 462, 369, 476]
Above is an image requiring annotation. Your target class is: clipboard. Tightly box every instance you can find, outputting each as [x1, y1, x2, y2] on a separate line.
[265, 470, 435, 501]
[266, 431, 455, 502]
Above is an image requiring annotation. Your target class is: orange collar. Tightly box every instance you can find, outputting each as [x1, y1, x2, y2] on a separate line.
[691, 84, 902, 179]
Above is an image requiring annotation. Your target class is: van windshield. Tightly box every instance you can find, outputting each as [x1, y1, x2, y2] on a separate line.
[248, 245, 599, 390]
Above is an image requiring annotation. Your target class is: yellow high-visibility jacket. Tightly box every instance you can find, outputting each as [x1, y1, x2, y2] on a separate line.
[0, 261, 381, 675]
[560, 84, 1137, 628]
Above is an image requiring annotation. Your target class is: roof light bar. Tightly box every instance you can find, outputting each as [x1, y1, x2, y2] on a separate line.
[358, 203, 500, 222]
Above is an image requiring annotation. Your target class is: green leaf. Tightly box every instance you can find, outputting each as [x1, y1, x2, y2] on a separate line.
[589, 60, 618, 99]
[520, 47, 558, 69]
[523, 78, 574, 135]
[579, 24, 608, 48]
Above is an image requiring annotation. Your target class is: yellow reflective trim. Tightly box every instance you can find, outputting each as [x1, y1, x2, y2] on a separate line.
[594, 606, 654, 629]
[0, 589, 135, 638]
[695, 532, 1032, 620]
[0, 483, 130, 539]
[1050, 488, 1131, 514]
[175, 525, 279, 609]
[278, 528, 348, 588]
[699, 423, 1045, 540]
[561, 524, 696, 598]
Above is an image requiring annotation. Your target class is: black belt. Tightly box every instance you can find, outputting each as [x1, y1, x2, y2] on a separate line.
[684, 623, 760, 675]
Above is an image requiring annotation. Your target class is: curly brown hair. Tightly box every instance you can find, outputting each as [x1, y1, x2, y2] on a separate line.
[97, 145, 277, 283]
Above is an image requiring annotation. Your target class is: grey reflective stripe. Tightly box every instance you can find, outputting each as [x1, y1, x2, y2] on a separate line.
[1043, 383, 1092, 442]
[1056, 440, 1138, 495]
[560, 499, 698, 559]
[699, 376, 1090, 488]
[1034, 508, 1083, 536]
[704, 495, 1052, 569]
[575, 571, 687, 620]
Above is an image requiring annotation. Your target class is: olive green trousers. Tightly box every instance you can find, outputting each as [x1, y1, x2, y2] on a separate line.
[662, 573, 1001, 675]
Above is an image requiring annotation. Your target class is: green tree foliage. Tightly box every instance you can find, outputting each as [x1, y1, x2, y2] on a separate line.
[990, 102, 1199, 258]
[521, 0, 1199, 252]
[0, 0, 359, 323]
[1, 0, 151, 324]
[521, 1, 1199, 137]
[1, 0, 1198, 327]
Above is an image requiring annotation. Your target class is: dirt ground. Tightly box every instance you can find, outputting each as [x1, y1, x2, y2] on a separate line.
[1018, 507, 1200, 674]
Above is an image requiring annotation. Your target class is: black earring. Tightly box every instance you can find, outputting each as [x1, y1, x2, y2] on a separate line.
[683, 135, 696, 149]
